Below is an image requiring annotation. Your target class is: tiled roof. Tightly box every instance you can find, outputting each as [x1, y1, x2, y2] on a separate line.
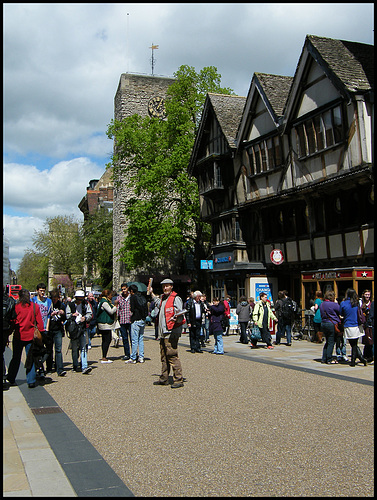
[254, 73, 294, 117]
[308, 35, 374, 92]
[207, 93, 247, 148]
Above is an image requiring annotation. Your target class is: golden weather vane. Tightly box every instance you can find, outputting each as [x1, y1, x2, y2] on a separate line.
[149, 43, 159, 75]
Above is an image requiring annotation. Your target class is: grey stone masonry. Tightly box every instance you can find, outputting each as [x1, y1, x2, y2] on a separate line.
[112, 73, 175, 290]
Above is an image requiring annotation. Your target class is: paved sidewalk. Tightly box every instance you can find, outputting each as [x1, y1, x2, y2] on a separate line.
[3, 383, 77, 497]
[3, 328, 373, 497]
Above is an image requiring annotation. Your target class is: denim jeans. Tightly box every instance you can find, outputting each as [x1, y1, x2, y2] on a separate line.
[321, 321, 336, 362]
[7, 337, 36, 385]
[202, 318, 210, 341]
[120, 323, 131, 357]
[46, 330, 64, 374]
[88, 325, 97, 347]
[276, 319, 284, 344]
[71, 330, 88, 371]
[281, 322, 292, 344]
[130, 320, 145, 360]
[336, 334, 347, 359]
[213, 331, 224, 354]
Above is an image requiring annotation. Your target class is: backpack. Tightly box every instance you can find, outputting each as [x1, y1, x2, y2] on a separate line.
[134, 293, 148, 319]
[281, 297, 297, 321]
[65, 317, 81, 340]
[65, 302, 82, 340]
[3, 294, 16, 330]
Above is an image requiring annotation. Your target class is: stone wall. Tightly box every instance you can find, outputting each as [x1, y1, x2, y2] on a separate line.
[112, 73, 175, 290]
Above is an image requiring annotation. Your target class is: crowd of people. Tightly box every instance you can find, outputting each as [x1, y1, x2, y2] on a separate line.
[3, 281, 374, 390]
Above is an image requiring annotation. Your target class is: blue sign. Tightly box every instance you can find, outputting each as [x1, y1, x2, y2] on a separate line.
[255, 282, 273, 303]
[200, 260, 213, 270]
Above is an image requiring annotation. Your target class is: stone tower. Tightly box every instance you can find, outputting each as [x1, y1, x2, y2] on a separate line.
[112, 73, 175, 290]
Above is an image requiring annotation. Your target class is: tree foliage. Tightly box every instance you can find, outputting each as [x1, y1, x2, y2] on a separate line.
[83, 208, 113, 288]
[32, 215, 84, 279]
[16, 249, 49, 290]
[107, 65, 233, 283]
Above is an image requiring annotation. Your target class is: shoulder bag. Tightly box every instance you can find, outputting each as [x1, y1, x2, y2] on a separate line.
[32, 302, 44, 346]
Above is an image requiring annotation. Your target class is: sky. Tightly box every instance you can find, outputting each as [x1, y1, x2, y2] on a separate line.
[3, 3, 374, 273]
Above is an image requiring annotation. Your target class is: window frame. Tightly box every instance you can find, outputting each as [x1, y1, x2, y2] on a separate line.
[294, 102, 345, 159]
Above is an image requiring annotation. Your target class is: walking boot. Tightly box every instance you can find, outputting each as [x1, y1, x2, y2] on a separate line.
[357, 346, 367, 366]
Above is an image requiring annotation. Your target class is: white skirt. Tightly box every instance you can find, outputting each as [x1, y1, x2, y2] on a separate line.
[344, 325, 364, 340]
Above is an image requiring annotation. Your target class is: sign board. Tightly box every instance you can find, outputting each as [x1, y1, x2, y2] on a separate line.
[270, 249, 284, 265]
[200, 260, 213, 270]
[255, 282, 273, 303]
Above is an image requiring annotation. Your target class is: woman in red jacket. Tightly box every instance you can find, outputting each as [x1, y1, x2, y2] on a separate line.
[7, 288, 44, 388]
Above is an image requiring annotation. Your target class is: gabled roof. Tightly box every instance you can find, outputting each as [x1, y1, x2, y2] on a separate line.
[188, 93, 246, 176]
[236, 73, 293, 147]
[254, 73, 294, 117]
[207, 93, 247, 148]
[307, 35, 374, 92]
[283, 35, 374, 126]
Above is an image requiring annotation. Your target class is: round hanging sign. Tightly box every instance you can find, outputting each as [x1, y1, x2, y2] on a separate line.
[270, 249, 284, 265]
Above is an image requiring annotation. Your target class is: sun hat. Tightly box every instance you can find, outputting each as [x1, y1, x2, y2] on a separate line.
[74, 290, 85, 298]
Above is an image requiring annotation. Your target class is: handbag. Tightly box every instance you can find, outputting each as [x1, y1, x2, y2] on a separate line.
[334, 321, 344, 336]
[32, 302, 43, 346]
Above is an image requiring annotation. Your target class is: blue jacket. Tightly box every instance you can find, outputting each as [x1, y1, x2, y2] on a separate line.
[339, 299, 358, 328]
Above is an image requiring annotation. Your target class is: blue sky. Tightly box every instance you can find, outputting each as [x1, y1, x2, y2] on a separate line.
[3, 2, 374, 271]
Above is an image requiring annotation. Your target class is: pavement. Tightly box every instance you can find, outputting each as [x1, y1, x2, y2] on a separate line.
[3, 326, 374, 497]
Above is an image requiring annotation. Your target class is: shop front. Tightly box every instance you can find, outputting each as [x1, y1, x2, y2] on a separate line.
[301, 267, 374, 310]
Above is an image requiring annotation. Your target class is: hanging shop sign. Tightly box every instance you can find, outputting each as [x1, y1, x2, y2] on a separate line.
[270, 249, 284, 265]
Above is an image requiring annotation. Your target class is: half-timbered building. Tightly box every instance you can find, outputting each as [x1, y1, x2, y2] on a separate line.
[189, 35, 374, 308]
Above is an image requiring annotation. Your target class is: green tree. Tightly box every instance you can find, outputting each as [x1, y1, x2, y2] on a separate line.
[83, 208, 113, 288]
[107, 65, 233, 288]
[16, 249, 49, 290]
[32, 215, 84, 279]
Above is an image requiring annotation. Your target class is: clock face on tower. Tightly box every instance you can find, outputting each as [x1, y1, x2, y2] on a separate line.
[148, 96, 166, 118]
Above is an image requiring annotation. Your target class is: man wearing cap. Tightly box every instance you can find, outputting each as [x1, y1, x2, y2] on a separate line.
[150, 279, 185, 388]
[66, 290, 93, 374]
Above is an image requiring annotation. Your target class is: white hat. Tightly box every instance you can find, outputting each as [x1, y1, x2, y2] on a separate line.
[161, 278, 174, 284]
[75, 290, 85, 298]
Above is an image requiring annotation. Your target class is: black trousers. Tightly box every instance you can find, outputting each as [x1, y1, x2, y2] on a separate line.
[189, 320, 202, 351]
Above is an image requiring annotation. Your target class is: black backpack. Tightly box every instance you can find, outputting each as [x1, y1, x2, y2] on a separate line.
[3, 294, 16, 331]
[65, 302, 82, 340]
[134, 293, 148, 319]
[281, 297, 297, 321]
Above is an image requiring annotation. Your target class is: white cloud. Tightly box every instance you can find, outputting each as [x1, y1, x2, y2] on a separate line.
[3, 158, 105, 270]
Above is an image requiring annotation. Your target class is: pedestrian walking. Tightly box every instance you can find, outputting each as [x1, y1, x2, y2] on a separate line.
[236, 296, 251, 344]
[117, 283, 132, 360]
[86, 292, 98, 349]
[97, 289, 118, 364]
[320, 290, 341, 364]
[150, 278, 185, 387]
[6, 289, 45, 388]
[209, 297, 225, 354]
[340, 288, 367, 367]
[186, 290, 206, 353]
[3, 287, 16, 389]
[312, 290, 323, 343]
[252, 292, 278, 349]
[31, 282, 52, 379]
[66, 290, 93, 374]
[126, 284, 147, 364]
[46, 289, 67, 376]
